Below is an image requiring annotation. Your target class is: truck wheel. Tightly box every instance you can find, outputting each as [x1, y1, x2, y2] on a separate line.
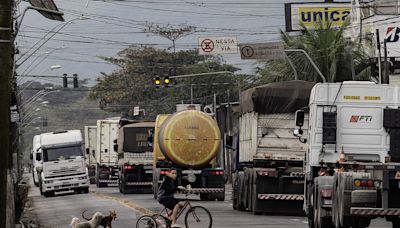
[392, 217, 400, 228]
[43, 191, 54, 198]
[243, 169, 250, 210]
[200, 193, 208, 201]
[314, 183, 333, 228]
[120, 175, 127, 194]
[252, 174, 261, 215]
[82, 187, 89, 194]
[352, 218, 370, 228]
[232, 172, 238, 210]
[153, 169, 160, 199]
[39, 181, 43, 196]
[237, 171, 246, 211]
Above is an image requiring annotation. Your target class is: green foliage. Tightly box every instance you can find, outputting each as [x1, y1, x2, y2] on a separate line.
[90, 46, 247, 118]
[257, 20, 371, 83]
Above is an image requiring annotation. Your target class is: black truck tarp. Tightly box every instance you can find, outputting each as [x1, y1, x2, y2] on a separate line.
[240, 80, 315, 114]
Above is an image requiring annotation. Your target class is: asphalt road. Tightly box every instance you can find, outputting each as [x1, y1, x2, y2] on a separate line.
[28, 178, 393, 228]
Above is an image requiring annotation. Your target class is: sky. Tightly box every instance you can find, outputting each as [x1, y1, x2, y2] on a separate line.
[15, 0, 340, 86]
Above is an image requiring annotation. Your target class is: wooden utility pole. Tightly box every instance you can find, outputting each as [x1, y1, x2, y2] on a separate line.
[0, 0, 12, 227]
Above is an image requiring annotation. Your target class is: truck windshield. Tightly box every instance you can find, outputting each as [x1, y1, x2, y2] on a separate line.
[43, 146, 83, 162]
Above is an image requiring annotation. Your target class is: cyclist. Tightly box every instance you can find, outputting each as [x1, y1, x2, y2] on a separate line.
[157, 168, 185, 228]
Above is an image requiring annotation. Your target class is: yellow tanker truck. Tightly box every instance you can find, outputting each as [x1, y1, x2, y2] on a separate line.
[152, 107, 225, 201]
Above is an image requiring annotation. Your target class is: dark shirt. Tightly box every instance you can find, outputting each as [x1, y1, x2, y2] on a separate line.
[157, 175, 177, 201]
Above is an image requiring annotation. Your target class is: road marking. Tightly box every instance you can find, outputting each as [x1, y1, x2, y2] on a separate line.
[91, 190, 153, 216]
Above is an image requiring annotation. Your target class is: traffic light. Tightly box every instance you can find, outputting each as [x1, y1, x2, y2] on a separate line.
[164, 76, 170, 87]
[154, 76, 161, 87]
[73, 74, 78, 88]
[63, 73, 68, 88]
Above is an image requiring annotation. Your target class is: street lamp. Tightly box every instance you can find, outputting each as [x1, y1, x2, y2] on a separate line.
[16, 15, 89, 66]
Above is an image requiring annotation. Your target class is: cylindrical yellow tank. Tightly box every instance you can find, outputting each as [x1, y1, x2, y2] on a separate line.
[158, 110, 221, 168]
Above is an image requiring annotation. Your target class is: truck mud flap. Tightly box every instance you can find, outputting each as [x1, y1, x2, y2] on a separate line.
[351, 207, 400, 216]
[125, 182, 153, 186]
[258, 194, 304, 201]
[179, 188, 224, 194]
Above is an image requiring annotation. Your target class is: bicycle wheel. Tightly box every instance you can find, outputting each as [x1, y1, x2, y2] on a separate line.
[184, 206, 212, 228]
[136, 215, 157, 228]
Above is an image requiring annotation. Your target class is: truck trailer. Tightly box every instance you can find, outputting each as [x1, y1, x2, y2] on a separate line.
[294, 82, 400, 228]
[38, 130, 89, 197]
[233, 80, 314, 214]
[84, 126, 97, 184]
[116, 121, 154, 194]
[95, 119, 119, 187]
[152, 106, 225, 201]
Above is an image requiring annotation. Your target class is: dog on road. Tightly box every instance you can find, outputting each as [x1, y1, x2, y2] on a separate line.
[82, 210, 117, 228]
[70, 211, 104, 228]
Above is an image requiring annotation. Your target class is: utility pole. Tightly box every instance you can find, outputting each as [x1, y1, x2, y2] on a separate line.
[0, 0, 12, 227]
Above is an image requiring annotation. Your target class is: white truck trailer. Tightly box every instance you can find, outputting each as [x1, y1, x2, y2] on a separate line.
[95, 119, 119, 187]
[294, 82, 400, 228]
[38, 130, 89, 197]
[116, 120, 154, 194]
[233, 80, 314, 214]
[84, 126, 97, 184]
[30, 135, 42, 187]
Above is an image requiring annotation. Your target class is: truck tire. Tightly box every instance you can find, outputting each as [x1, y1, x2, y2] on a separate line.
[307, 182, 315, 228]
[153, 169, 160, 199]
[120, 175, 128, 194]
[43, 191, 54, 198]
[237, 171, 246, 211]
[352, 218, 371, 228]
[82, 187, 89, 194]
[392, 217, 400, 228]
[200, 193, 209, 201]
[314, 182, 333, 228]
[232, 172, 238, 210]
[243, 169, 249, 210]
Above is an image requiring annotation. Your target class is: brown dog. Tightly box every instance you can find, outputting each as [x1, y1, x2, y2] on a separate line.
[82, 210, 117, 228]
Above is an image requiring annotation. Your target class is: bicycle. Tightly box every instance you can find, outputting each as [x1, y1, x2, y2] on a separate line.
[136, 186, 213, 228]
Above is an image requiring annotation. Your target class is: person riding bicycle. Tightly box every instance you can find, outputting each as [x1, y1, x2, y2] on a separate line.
[157, 168, 185, 228]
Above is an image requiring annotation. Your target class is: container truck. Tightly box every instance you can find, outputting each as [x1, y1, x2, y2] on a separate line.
[84, 126, 97, 184]
[30, 134, 42, 187]
[152, 105, 225, 201]
[232, 80, 314, 214]
[95, 119, 119, 187]
[38, 130, 89, 197]
[294, 82, 400, 228]
[116, 121, 155, 194]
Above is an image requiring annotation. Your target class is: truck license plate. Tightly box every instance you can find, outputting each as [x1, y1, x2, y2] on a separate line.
[145, 170, 152, 174]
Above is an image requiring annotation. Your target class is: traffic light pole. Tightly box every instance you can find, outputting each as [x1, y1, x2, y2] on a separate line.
[0, 0, 12, 226]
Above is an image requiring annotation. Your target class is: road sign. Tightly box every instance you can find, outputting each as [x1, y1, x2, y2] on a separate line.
[133, 106, 140, 116]
[239, 42, 285, 60]
[198, 37, 238, 55]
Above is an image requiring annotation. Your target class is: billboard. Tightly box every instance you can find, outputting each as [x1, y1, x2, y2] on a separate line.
[285, 2, 351, 32]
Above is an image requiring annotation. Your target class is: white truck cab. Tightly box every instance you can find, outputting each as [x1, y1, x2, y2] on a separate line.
[39, 130, 89, 197]
[295, 82, 400, 228]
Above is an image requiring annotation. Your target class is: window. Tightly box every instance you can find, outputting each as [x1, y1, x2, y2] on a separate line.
[43, 145, 83, 162]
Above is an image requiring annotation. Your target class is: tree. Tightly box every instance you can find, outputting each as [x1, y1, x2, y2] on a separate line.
[90, 46, 246, 118]
[256, 20, 371, 83]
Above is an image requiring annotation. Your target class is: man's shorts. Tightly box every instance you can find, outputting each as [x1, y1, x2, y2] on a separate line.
[159, 197, 180, 210]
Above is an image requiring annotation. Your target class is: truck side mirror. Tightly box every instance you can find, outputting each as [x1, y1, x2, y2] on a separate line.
[113, 144, 118, 152]
[225, 135, 234, 149]
[85, 148, 89, 155]
[295, 110, 305, 127]
[30, 154, 33, 160]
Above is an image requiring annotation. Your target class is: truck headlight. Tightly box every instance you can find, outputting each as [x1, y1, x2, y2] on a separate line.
[79, 176, 87, 180]
[44, 180, 53, 184]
